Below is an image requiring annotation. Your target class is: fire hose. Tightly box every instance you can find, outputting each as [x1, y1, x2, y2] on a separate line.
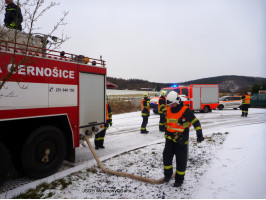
[84, 136, 175, 184]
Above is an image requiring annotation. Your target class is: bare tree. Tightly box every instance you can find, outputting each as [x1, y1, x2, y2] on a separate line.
[0, 0, 69, 90]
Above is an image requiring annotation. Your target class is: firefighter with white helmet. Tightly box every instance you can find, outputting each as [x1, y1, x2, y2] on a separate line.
[158, 90, 167, 131]
[163, 91, 204, 187]
[140, 92, 150, 134]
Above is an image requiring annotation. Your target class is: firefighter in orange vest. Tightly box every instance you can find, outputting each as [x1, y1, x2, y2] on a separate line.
[163, 91, 204, 187]
[94, 97, 112, 149]
[158, 90, 167, 132]
[140, 92, 150, 134]
[241, 92, 251, 117]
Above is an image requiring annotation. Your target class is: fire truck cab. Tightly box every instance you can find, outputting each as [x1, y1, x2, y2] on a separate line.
[0, 31, 107, 183]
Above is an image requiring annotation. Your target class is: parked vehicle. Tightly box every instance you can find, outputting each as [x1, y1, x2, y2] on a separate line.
[150, 84, 219, 114]
[218, 96, 242, 110]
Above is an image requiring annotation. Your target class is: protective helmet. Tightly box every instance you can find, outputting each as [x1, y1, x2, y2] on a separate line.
[143, 92, 149, 98]
[167, 91, 181, 105]
[160, 90, 167, 96]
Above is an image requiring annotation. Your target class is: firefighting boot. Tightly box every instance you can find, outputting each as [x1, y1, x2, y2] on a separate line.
[99, 140, 105, 149]
[141, 130, 149, 134]
[173, 181, 183, 187]
[241, 111, 245, 117]
[174, 174, 184, 187]
[245, 112, 248, 117]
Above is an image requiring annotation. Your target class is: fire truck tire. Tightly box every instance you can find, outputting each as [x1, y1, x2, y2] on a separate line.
[21, 126, 67, 179]
[217, 105, 224, 110]
[202, 106, 209, 113]
[0, 141, 12, 186]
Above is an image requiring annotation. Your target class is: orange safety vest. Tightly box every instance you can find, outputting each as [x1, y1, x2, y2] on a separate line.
[141, 99, 150, 112]
[158, 97, 167, 114]
[106, 103, 110, 121]
[243, 95, 250, 104]
[166, 105, 188, 133]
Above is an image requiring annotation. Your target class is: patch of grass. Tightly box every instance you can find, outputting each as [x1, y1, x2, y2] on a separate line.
[109, 97, 141, 114]
[86, 167, 97, 173]
[13, 182, 49, 199]
[13, 178, 73, 199]
[45, 192, 55, 198]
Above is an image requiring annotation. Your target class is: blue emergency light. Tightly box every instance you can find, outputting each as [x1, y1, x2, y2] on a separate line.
[171, 84, 178, 88]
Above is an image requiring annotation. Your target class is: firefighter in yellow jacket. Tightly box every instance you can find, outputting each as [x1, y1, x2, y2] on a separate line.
[94, 97, 112, 149]
[140, 92, 150, 134]
[158, 90, 167, 132]
[163, 91, 204, 187]
[241, 92, 251, 117]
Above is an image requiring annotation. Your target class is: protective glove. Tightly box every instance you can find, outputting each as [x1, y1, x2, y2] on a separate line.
[196, 132, 204, 143]
[109, 121, 112, 126]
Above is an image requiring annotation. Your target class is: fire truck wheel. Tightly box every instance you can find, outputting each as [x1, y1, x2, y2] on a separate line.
[0, 141, 12, 186]
[217, 105, 224, 110]
[21, 126, 67, 179]
[202, 106, 209, 113]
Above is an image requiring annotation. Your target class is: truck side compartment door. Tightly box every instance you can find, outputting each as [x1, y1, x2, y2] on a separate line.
[79, 72, 105, 127]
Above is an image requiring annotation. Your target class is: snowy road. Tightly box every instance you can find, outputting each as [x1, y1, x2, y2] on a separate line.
[76, 108, 266, 163]
[1, 108, 266, 198]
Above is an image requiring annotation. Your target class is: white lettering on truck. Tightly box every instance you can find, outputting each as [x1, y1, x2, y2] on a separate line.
[7, 64, 75, 79]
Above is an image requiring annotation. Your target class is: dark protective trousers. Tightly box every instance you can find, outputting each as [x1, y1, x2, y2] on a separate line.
[159, 113, 166, 131]
[141, 116, 149, 131]
[94, 123, 109, 147]
[163, 139, 188, 183]
[241, 104, 249, 117]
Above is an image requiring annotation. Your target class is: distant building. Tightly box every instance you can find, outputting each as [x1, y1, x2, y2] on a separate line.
[107, 81, 119, 89]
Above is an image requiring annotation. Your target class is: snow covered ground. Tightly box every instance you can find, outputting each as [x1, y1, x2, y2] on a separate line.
[1, 108, 266, 198]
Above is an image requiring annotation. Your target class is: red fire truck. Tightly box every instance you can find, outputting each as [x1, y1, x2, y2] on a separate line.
[0, 37, 107, 183]
[150, 84, 219, 113]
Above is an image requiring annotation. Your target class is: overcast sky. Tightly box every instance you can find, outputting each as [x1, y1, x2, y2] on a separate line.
[2, 0, 266, 83]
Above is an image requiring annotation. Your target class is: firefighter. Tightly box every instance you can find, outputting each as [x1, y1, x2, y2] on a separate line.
[241, 92, 251, 117]
[163, 91, 204, 187]
[140, 92, 150, 134]
[4, 0, 23, 31]
[94, 97, 112, 150]
[158, 90, 167, 132]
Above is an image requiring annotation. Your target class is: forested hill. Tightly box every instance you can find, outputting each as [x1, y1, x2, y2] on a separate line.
[107, 75, 266, 93]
